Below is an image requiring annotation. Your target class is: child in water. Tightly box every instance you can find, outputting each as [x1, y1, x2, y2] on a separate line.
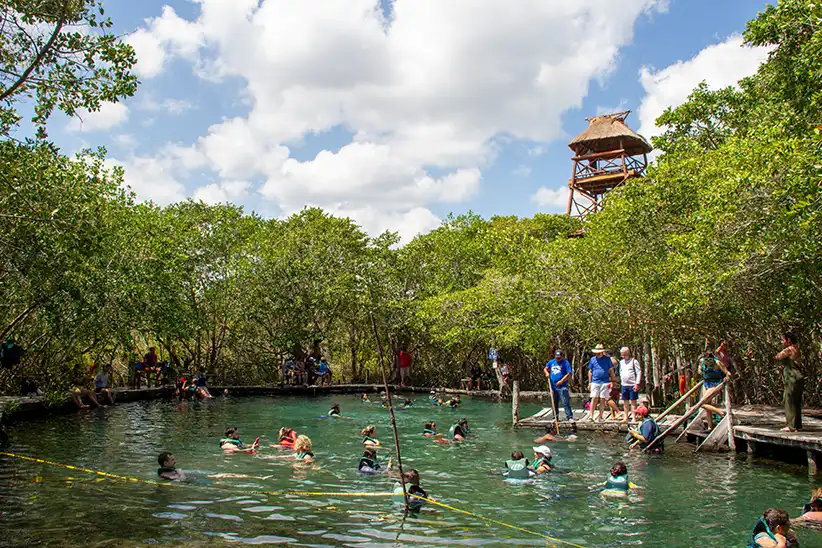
[795, 487, 822, 524]
[276, 427, 297, 448]
[157, 452, 186, 481]
[449, 418, 469, 441]
[329, 403, 341, 417]
[423, 422, 438, 437]
[393, 469, 427, 511]
[220, 427, 259, 453]
[361, 393, 370, 403]
[750, 508, 796, 547]
[599, 461, 637, 496]
[503, 450, 533, 479]
[361, 425, 381, 447]
[358, 447, 393, 474]
[403, 399, 414, 407]
[294, 435, 314, 463]
[532, 445, 552, 474]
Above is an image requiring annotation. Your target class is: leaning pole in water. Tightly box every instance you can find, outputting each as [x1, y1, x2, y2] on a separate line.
[369, 311, 409, 511]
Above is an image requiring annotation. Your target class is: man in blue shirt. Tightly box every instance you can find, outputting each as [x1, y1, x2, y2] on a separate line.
[544, 349, 574, 422]
[588, 344, 617, 422]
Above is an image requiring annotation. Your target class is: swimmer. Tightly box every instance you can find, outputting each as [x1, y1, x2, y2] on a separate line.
[393, 468, 427, 511]
[445, 395, 461, 408]
[220, 427, 259, 453]
[361, 393, 370, 403]
[403, 399, 414, 407]
[449, 418, 469, 441]
[533, 432, 577, 443]
[358, 447, 393, 474]
[157, 452, 186, 481]
[222, 388, 230, 398]
[362, 425, 381, 447]
[503, 450, 533, 479]
[423, 422, 439, 437]
[598, 461, 638, 497]
[293, 435, 314, 463]
[532, 445, 552, 474]
[329, 403, 341, 417]
[275, 427, 297, 448]
[750, 508, 796, 547]
[795, 487, 822, 524]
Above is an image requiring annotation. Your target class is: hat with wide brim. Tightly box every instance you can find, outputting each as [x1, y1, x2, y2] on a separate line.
[532, 445, 552, 457]
[591, 344, 606, 354]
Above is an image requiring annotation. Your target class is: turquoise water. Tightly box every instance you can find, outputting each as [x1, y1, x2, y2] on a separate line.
[1, 395, 821, 547]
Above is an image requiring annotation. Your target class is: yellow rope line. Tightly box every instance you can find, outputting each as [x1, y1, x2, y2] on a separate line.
[1, 451, 584, 546]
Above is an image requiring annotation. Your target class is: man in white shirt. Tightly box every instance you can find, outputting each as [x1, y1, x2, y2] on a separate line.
[618, 347, 641, 423]
[94, 368, 115, 405]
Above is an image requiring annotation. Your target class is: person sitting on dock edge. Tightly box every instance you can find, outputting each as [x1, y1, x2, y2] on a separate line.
[545, 349, 574, 423]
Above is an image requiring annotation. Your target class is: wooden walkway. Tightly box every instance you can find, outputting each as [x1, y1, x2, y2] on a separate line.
[517, 404, 822, 472]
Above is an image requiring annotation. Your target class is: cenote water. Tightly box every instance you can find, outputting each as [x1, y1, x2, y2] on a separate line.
[2, 395, 821, 547]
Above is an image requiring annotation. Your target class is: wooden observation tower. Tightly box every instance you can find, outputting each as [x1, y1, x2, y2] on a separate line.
[566, 111, 652, 220]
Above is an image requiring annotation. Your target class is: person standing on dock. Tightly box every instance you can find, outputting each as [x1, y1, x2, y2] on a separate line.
[618, 347, 641, 423]
[776, 332, 803, 432]
[588, 344, 617, 422]
[545, 349, 574, 422]
[700, 349, 730, 431]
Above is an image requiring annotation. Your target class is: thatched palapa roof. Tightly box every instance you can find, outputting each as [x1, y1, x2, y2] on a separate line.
[568, 110, 652, 156]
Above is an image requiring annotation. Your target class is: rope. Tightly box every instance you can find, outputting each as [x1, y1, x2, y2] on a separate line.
[417, 495, 585, 548]
[1, 451, 584, 546]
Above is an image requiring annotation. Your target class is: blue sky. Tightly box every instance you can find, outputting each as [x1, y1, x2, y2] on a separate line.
[46, 0, 770, 241]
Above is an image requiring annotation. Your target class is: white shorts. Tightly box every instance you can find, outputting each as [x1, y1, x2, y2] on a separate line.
[590, 383, 611, 399]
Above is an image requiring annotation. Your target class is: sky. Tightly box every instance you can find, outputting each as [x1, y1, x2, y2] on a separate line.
[49, 0, 771, 243]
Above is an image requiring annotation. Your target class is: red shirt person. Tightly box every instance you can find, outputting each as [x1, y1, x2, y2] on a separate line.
[398, 350, 412, 386]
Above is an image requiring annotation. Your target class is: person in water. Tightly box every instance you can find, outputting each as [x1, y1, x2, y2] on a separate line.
[795, 487, 822, 524]
[328, 403, 341, 417]
[393, 469, 427, 511]
[423, 422, 438, 437]
[532, 445, 552, 474]
[361, 393, 371, 403]
[750, 508, 795, 547]
[276, 427, 297, 448]
[504, 451, 533, 479]
[449, 418, 469, 441]
[403, 399, 414, 407]
[445, 395, 461, 408]
[157, 452, 186, 481]
[628, 406, 662, 453]
[599, 461, 637, 496]
[358, 447, 393, 474]
[293, 435, 314, 463]
[220, 427, 259, 453]
[362, 425, 381, 447]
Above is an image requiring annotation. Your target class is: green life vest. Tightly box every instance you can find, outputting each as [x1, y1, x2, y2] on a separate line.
[605, 474, 629, 492]
[505, 458, 531, 479]
[701, 357, 725, 381]
[363, 436, 378, 444]
[533, 457, 550, 471]
[219, 438, 241, 447]
[423, 428, 436, 435]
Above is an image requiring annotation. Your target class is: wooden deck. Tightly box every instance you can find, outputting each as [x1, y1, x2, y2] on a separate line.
[518, 404, 822, 471]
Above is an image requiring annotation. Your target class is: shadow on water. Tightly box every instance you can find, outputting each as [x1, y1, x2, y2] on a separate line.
[1, 395, 821, 547]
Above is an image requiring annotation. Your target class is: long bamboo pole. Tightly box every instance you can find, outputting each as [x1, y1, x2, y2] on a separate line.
[656, 380, 705, 422]
[369, 312, 408, 511]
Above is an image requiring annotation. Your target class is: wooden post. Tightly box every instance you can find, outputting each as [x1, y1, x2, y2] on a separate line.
[724, 383, 736, 451]
[512, 380, 520, 426]
[808, 450, 821, 475]
[644, 379, 727, 452]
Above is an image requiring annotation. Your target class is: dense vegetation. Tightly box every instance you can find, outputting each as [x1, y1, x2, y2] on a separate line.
[1, 1, 820, 406]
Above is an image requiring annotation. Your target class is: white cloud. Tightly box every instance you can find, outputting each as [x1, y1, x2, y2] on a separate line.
[67, 102, 128, 132]
[526, 146, 545, 157]
[126, 0, 665, 236]
[126, 6, 203, 79]
[637, 35, 769, 143]
[531, 186, 569, 210]
[140, 95, 195, 115]
[513, 165, 532, 178]
[194, 180, 251, 204]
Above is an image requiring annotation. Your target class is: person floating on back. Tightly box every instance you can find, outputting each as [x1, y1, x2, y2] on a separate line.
[795, 487, 822, 524]
[293, 435, 314, 463]
[503, 450, 534, 479]
[532, 445, 552, 474]
[157, 452, 186, 481]
[449, 418, 469, 441]
[358, 447, 392, 474]
[220, 427, 259, 453]
[628, 406, 662, 453]
[749, 508, 796, 547]
[328, 403, 341, 417]
[362, 425, 381, 447]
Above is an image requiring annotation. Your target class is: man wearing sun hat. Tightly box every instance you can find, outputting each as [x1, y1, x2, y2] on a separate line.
[588, 344, 618, 422]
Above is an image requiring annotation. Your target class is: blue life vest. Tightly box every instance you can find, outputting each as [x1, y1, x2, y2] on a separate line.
[423, 428, 436, 436]
[219, 438, 242, 447]
[533, 457, 551, 472]
[605, 474, 629, 492]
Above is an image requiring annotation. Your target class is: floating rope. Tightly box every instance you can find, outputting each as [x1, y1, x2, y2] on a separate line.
[1, 451, 584, 546]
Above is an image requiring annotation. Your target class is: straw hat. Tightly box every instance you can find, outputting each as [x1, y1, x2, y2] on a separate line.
[591, 344, 606, 354]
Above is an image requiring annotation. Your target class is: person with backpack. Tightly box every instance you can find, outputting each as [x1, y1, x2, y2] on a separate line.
[700, 349, 730, 431]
